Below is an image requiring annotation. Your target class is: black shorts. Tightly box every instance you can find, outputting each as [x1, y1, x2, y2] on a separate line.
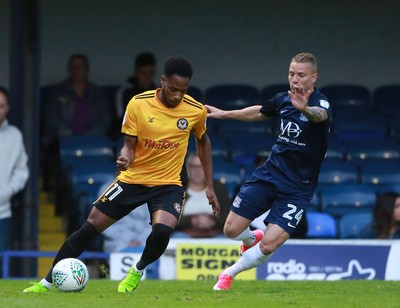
[94, 180, 186, 222]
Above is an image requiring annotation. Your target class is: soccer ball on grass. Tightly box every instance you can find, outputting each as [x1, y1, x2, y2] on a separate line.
[52, 258, 89, 292]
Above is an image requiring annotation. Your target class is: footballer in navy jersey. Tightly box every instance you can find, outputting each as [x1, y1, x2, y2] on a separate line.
[207, 53, 331, 291]
[255, 88, 331, 192]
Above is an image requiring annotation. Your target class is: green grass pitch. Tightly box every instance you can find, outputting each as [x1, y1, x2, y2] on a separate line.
[1, 279, 399, 307]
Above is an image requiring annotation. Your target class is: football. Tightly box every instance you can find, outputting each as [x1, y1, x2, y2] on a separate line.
[52, 258, 89, 292]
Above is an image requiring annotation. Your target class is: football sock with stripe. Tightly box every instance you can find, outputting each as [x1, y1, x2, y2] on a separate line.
[136, 223, 173, 271]
[44, 221, 99, 283]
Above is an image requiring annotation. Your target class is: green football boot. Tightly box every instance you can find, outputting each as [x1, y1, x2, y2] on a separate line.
[23, 281, 49, 293]
[118, 267, 143, 293]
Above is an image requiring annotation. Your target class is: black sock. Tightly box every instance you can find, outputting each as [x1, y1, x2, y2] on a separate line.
[136, 223, 173, 270]
[45, 221, 99, 283]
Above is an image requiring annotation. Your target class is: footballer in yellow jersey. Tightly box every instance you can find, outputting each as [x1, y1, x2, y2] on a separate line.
[117, 89, 207, 186]
[23, 57, 220, 294]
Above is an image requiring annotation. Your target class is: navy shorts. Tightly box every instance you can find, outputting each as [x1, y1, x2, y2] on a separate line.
[94, 180, 186, 223]
[231, 177, 312, 235]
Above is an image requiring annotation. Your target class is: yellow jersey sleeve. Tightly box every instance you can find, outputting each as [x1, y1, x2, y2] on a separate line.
[121, 98, 138, 136]
[192, 107, 207, 139]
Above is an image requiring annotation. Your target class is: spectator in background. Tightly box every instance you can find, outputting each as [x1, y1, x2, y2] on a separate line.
[42, 54, 111, 149]
[41, 54, 111, 192]
[174, 153, 230, 238]
[97, 176, 152, 252]
[115, 52, 156, 123]
[0, 86, 29, 263]
[360, 192, 400, 239]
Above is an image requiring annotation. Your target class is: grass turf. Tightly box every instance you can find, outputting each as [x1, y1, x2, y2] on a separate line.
[1, 279, 399, 307]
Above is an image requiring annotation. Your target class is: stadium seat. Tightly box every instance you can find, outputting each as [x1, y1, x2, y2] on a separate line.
[339, 212, 372, 239]
[318, 159, 359, 184]
[372, 84, 400, 115]
[212, 156, 243, 199]
[346, 137, 399, 160]
[359, 159, 400, 185]
[320, 184, 376, 218]
[229, 131, 276, 158]
[59, 135, 114, 162]
[332, 111, 388, 140]
[205, 84, 259, 110]
[325, 138, 346, 160]
[306, 212, 337, 238]
[260, 84, 289, 103]
[187, 86, 203, 102]
[320, 84, 371, 109]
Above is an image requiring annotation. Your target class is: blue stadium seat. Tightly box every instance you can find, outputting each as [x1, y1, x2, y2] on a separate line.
[320, 84, 371, 109]
[229, 131, 276, 158]
[320, 184, 376, 218]
[318, 159, 359, 184]
[212, 156, 243, 199]
[332, 111, 388, 140]
[339, 212, 372, 239]
[187, 86, 203, 102]
[205, 84, 259, 110]
[346, 137, 399, 160]
[59, 135, 114, 159]
[372, 84, 400, 115]
[306, 212, 337, 238]
[260, 84, 289, 103]
[359, 159, 400, 185]
[326, 138, 346, 160]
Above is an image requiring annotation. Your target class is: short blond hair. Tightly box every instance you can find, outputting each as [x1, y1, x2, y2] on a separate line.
[291, 52, 317, 72]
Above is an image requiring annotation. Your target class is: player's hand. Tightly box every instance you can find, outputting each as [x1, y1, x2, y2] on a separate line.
[205, 186, 220, 217]
[116, 156, 131, 171]
[205, 104, 225, 119]
[288, 86, 311, 112]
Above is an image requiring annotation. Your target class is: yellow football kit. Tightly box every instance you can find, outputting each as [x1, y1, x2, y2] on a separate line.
[117, 89, 207, 186]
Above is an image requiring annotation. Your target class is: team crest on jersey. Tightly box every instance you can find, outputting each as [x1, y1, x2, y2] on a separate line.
[174, 203, 182, 213]
[177, 118, 188, 130]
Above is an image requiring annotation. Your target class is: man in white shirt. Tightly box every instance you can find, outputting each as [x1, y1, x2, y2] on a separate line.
[0, 86, 29, 260]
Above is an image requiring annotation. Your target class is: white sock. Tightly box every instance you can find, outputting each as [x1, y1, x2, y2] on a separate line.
[133, 263, 144, 274]
[41, 278, 52, 289]
[224, 243, 271, 278]
[232, 228, 255, 246]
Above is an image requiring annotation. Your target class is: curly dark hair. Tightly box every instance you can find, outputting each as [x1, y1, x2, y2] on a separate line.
[164, 57, 193, 79]
[373, 192, 400, 239]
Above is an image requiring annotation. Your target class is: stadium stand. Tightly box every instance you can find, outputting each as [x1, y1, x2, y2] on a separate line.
[339, 212, 373, 239]
[306, 212, 337, 238]
[205, 84, 259, 110]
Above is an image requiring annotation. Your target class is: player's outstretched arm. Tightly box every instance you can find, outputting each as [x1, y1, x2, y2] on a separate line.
[117, 135, 137, 171]
[196, 133, 221, 217]
[288, 87, 328, 123]
[205, 104, 268, 122]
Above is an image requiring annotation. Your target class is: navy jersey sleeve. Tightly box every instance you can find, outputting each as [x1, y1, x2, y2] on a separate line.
[260, 92, 286, 118]
[309, 93, 332, 121]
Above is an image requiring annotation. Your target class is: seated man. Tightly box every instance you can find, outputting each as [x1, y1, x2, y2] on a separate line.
[174, 153, 230, 238]
[42, 53, 111, 149]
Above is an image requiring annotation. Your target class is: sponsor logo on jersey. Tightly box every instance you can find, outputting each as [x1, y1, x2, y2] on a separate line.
[319, 100, 330, 108]
[174, 203, 182, 213]
[280, 120, 302, 138]
[143, 138, 179, 150]
[177, 118, 189, 130]
[148, 116, 155, 123]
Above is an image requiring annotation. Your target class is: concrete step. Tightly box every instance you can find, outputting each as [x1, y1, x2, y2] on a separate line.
[37, 257, 54, 278]
[39, 232, 66, 245]
[38, 217, 63, 232]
